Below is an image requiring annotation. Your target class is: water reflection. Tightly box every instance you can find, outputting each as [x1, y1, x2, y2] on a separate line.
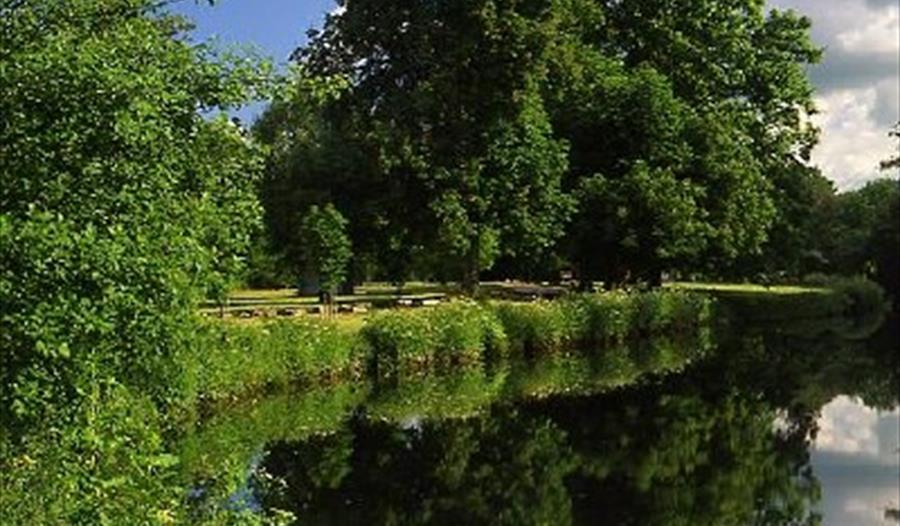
[181, 317, 898, 525]
[812, 396, 899, 526]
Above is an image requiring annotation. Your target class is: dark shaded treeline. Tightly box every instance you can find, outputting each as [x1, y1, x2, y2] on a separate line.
[249, 0, 897, 296]
[253, 0, 827, 292]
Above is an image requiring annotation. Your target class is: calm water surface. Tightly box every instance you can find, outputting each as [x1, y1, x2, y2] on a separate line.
[812, 396, 899, 525]
[185, 317, 899, 525]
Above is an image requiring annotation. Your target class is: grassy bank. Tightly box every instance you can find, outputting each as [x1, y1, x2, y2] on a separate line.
[189, 290, 714, 402]
[189, 278, 890, 404]
[685, 277, 889, 323]
[178, 330, 713, 509]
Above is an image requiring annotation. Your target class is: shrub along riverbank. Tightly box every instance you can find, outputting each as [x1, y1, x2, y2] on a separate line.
[189, 290, 714, 403]
[189, 278, 890, 405]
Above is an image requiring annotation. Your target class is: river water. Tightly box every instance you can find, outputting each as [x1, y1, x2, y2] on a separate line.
[184, 316, 899, 525]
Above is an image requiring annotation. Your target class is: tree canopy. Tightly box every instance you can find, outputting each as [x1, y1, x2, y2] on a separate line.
[0, 0, 268, 441]
[254, 0, 823, 289]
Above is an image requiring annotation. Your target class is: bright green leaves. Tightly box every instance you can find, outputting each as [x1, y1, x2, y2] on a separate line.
[299, 204, 353, 295]
[2, 2, 270, 521]
[0, 0, 268, 443]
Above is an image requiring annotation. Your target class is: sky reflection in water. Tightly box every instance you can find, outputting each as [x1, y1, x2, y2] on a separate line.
[813, 396, 899, 526]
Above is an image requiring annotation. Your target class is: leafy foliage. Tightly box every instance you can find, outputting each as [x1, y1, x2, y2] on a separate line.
[278, 0, 577, 289]
[299, 204, 353, 295]
[0, 1, 268, 522]
[1, 0, 268, 422]
[252, 0, 823, 289]
[191, 319, 360, 401]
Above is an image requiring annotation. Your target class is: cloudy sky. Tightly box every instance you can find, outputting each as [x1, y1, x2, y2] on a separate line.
[174, 0, 899, 190]
[770, 0, 899, 189]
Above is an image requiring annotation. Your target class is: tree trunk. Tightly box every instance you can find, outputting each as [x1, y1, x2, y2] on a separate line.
[461, 236, 481, 296]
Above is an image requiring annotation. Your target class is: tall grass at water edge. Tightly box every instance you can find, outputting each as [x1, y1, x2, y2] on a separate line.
[191, 291, 714, 400]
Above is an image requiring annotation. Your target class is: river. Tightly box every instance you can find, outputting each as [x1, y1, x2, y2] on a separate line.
[181, 314, 898, 525]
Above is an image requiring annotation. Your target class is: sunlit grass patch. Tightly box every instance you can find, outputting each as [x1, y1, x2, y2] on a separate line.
[667, 282, 828, 295]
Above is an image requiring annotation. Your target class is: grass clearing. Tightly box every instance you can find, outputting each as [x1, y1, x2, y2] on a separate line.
[667, 281, 828, 295]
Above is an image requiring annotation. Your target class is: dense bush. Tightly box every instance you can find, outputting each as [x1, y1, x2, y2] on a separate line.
[0, 385, 183, 525]
[493, 301, 576, 354]
[0, 3, 273, 522]
[492, 292, 712, 356]
[188, 292, 713, 392]
[191, 320, 360, 401]
[361, 301, 507, 376]
[576, 292, 638, 343]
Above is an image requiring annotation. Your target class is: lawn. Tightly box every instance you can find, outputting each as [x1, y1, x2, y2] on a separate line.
[666, 282, 829, 295]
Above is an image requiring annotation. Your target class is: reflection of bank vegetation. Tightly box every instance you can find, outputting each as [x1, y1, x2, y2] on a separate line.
[179, 329, 712, 509]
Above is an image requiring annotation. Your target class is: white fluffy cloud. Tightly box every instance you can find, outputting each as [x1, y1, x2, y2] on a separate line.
[812, 88, 896, 189]
[814, 395, 900, 463]
[836, 5, 899, 54]
[769, 0, 900, 189]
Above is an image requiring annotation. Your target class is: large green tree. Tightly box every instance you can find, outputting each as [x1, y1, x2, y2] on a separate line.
[262, 0, 822, 289]
[0, 1, 267, 521]
[297, 0, 575, 292]
[544, 0, 819, 287]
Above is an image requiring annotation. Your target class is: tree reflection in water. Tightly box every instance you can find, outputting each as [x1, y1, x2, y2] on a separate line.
[238, 317, 897, 526]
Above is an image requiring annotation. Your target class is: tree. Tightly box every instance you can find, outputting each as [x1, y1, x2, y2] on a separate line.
[867, 183, 900, 307]
[738, 165, 835, 279]
[300, 203, 353, 310]
[0, 1, 268, 520]
[821, 179, 900, 279]
[545, 39, 781, 285]
[874, 125, 900, 306]
[299, 0, 575, 293]
[256, 66, 458, 287]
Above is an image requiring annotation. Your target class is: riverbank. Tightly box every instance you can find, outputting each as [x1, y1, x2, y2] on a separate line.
[188, 290, 714, 404]
[188, 278, 890, 405]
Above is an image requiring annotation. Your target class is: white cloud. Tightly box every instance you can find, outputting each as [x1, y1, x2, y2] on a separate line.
[813, 395, 900, 461]
[837, 6, 900, 54]
[812, 89, 896, 189]
[770, 0, 899, 189]
[815, 395, 880, 455]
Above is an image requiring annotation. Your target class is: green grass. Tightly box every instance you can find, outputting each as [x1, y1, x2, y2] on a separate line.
[666, 281, 828, 295]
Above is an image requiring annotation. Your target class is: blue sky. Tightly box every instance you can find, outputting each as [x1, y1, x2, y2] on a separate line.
[168, 0, 338, 121]
[171, 0, 337, 62]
